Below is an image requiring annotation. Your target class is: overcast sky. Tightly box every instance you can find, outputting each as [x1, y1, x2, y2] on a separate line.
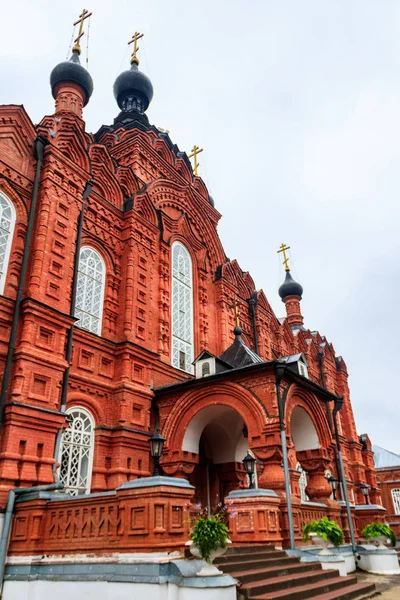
[2, 1, 399, 453]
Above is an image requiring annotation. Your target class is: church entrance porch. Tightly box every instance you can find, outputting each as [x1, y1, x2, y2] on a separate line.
[183, 405, 248, 511]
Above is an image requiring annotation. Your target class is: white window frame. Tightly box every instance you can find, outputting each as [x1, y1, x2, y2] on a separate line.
[171, 241, 194, 374]
[296, 462, 309, 502]
[195, 357, 216, 379]
[75, 246, 106, 335]
[59, 406, 95, 496]
[0, 191, 16, 295]
[298, 360, 308, 379]
[392, 488, 400, 515]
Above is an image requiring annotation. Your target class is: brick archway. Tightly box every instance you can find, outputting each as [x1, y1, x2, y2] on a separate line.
[159, 382, 267, 490]
[286, 385, 332, 450]
[286, 386, 334, 503]
[161, 381, 268, 454]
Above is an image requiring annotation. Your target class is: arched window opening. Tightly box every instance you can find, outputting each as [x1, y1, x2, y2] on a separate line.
[171, 242, 194, 373]
[75, 247, 105, 335]
[392, 488, 400, 515]
[296, 462, 309, 502]
[0, 192, 16, 295]
[290, 406, 320, 451]
[59, 407, 95, 496]
[202, 361, 210, 377]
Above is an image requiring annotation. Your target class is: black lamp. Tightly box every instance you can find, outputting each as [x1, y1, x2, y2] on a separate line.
[243, 452, 256, 489]
[326, 474, 339, 501]
[149, 430, 165, 477]
[359, 483, 370, 505]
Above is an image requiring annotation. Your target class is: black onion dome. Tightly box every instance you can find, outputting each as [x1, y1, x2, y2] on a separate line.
[208, 195, 215, 207]
[113, 62, 154, 113]
[278, 270, 303, 300]
[50, 51, 94, 106]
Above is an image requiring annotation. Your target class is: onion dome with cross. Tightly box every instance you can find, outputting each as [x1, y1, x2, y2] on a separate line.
[50, 9, 94, 108]
[277, 243, 303, 300]
[113, 31, 154, 114]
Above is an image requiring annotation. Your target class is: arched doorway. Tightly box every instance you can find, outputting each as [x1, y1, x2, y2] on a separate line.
[183, 405, 248, 510]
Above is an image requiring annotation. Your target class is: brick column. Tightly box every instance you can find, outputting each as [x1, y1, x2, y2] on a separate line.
[226, 489, 283, 546]
[297, 448, 333, 504]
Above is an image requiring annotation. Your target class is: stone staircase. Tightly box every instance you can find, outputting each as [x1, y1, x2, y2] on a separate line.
[214, 545, 376, 600]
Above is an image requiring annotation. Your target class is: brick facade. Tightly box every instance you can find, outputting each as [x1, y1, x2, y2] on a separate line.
[0, 52, 385, 549]
[377, 467, 400, 536]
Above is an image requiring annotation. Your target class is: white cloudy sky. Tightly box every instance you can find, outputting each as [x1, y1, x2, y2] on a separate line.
[2, 1, 399, 452]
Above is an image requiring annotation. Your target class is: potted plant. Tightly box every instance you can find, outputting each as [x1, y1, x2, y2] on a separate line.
[302, 517, 344, 555]
[185, 503, 232, 576]
[361, 522, 397, 550]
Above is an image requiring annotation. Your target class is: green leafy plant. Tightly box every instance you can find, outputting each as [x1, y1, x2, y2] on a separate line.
[302, 516, 343, 547]
[188, 503, 231, 562]
[361, 522, 397, 547]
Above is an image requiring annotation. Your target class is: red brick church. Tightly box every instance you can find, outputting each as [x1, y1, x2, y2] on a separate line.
[0, 19, 387, 555]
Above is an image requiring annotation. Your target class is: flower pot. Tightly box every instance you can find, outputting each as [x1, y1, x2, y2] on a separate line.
[185, 539, 231, 576]
[375, 535, 389, 551]
[310, 533, 331, 555]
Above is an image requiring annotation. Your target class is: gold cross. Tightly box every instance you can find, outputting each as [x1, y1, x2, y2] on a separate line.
[230, 297, 241, 328]
[188, 145, 203, 177]
[72, 9, 92, 55]
[277, 243, 291, 272]
[128, 31, 144, 65]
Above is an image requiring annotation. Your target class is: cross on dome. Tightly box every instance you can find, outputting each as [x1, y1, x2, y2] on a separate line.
[72, 9, 92, 55]
[128, 31, 144, 65]
[188, 145, 203, 176]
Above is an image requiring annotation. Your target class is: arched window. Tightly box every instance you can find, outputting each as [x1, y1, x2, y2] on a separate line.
[59, 407, 95, 496]
[75, 247, 105, 335]
[0, 192, 16, 295]
[171, 242, 194, 373]
[202, 361, 210, 377]
[296, 462, 309, 502]
[392, 488, 400, 515]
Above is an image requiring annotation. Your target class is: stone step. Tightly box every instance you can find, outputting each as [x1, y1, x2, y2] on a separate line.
[216, 554, 299, 572]
[223, 546, 376, 600]
[275, 581, 377, 600]
[250, 575, 356, 600]
[241, 568, 339, 596]
[225, 544, 278, 555]
[214, 550, 287, 565]
[234, 561, 322, 585]
[249, 575, 366, 600]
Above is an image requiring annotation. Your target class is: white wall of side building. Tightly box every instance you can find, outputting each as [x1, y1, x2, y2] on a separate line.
[3, 580, 236, 600]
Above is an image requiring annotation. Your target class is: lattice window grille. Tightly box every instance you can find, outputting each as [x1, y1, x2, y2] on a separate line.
[392, 488, 400, 515]
[59, 407, 95, 496]
[75, 247, 105, 335]
[172, 242, 194, 373]
[297, 463, 309, 502]
[0, 192, 16, 295]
